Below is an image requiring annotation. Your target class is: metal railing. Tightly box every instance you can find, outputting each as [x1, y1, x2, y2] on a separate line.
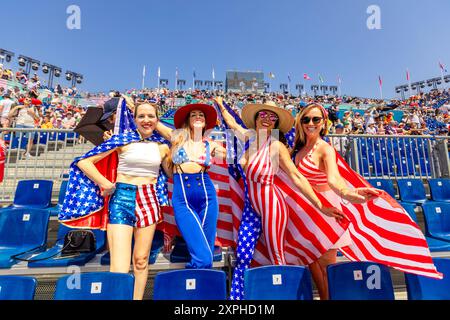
[0, 128, 94, 204]
[328, 134, 450, 180]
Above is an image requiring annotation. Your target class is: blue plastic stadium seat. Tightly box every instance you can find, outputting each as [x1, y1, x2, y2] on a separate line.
[169, 236, 222, 263]
[405, 258, 450, 300]
[48, 180, 68, 216]
[11, 179, 53, 209]
[397, 179, 429, 205]
[153, 269, 227, 300]
[28, 224, 106, 268]
[100, 229, 164, 265]
[327, 262, 395, 300]
[244, 266, 313, 300]
[367, 179, 397, 199]
[34, 132, 48, 145]
[428, 179, 450, 202]
[0, 276, 37, 300]
[399, 202, 419, 224]
[0, 208, 50, 268]
[421, 202, 450, 242]
[57, 132, 67, 141]
[54, 272, 134, 300]
[10, 136, 28, 150]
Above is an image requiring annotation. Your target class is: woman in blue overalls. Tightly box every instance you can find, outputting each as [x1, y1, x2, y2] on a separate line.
[157, 103, 226, 268]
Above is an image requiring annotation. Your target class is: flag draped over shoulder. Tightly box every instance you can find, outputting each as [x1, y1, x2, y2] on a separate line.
[214, 99, 442, 300]
[59, 99, 170, 230]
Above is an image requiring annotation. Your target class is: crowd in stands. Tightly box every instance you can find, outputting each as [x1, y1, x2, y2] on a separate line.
[0, 63, 449, 137]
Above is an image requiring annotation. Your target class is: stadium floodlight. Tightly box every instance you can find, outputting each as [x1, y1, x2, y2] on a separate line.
[0, 49, 14, 64]
[194, 80, 203, 88]
[279, 83, 288, 93]
[329, 86, 338, 95]
[177, 79, 186, 90]
[320, 85, 328, 95]
[42, 63, 62, 88]
[17, 55, 40, 75]
[444, 75, 450, 83]
[214, 81, 224, 90]
[295, 84, 304, 96]
[204, 80, 213, 90]
[311, 85, 320, 96]
[159, 79, 169, 88]
[65, 70, 83, 87]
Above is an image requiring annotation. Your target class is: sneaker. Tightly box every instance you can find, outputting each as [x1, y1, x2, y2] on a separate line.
[24, 153, 35, 159]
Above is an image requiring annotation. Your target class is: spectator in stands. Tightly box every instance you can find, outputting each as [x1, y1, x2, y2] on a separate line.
[62, 103, 170, 300]
[8, 96, 39, 158]
[61, 112, 76, 129]
[366, 122, 377, 135]
[0, 91, 14, 128]
[40, 115, 53, 129]
[156, 102, 227, 269]
[292, 103, 381, 299]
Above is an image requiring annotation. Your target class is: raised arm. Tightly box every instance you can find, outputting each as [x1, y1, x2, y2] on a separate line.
[273, 141, 345, 221]
[156, 121, 173, 141]
[214, 97, 248, 137]
[322, 144, 380, 203]
[77, 148, 118, 196]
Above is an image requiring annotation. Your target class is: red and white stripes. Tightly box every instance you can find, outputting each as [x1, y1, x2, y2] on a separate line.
[135, 184, 161, 228]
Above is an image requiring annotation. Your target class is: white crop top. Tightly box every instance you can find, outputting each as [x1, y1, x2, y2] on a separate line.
[117, 142, 161, 177]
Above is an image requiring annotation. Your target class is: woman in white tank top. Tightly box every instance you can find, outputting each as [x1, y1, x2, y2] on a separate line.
[76, 103, 170, 300]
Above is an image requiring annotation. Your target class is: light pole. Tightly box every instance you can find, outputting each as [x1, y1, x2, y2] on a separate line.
[264, 82, 270, 93]
[311, 85, 319, 96]
[17, 55, 40, 77]
[295, 84, 304, 96]
[0, 49, 14, 66]
[65, 71, 83, 88]
[42, 63, 62, 89]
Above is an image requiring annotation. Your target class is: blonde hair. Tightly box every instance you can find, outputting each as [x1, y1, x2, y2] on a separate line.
[167, 111, 206, 172]
[293, 103, 329, 154]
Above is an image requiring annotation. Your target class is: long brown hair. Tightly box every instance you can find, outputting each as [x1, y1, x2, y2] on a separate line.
[293, 103, 329, 154]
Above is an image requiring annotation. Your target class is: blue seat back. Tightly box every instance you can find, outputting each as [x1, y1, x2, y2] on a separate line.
[153, 269, 226, 300]
[54, 272, 134, 300]
[244, 265, 313, 300]
[327, 262, 394, 300]
[428, 179, 450, 202]
[58, 181, 68, 205]
[421, 202, 450, 239]
[0, 208, 50, 248]
[405, 258, 450, 300]
[0, 276, 37, 300]
[397, 179, 427, 203]
[367, 179, 397, 199]
[13, 180, 53, 208]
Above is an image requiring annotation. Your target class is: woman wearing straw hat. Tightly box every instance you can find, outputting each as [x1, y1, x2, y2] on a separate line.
[215, 97, 344, 270]
[293, 103, 381, 299]
[156, 103, 227, 268]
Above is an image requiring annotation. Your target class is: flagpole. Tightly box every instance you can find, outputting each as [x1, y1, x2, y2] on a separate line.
[142, 65, 145, 90]
[157, 67, 160, 92]
[379, 85, 383, 100]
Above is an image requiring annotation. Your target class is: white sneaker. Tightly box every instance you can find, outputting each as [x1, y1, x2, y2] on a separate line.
[24, 153, 35, 159]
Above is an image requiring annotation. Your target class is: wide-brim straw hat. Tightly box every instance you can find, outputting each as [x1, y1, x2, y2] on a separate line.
[174, 103, 217, 130]
[241, 101, 295, 133]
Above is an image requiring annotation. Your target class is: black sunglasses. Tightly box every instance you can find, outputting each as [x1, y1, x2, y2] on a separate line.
[301, 116, 323, 124]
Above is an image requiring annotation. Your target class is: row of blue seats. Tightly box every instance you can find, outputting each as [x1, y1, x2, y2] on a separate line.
[1, 259, 450, 300]
[0, 208, 221, 269]
[360, 156, 431, 177]
[9, 178, 450, 215]
[4, 132, 79, 150]
[367, 178, 450, 202]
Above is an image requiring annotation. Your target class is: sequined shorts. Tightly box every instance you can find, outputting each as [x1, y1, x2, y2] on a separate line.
[108, 182, 161, 228]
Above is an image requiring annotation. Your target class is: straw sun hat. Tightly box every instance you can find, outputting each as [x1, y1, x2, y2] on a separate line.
[241, 101, 295, 133]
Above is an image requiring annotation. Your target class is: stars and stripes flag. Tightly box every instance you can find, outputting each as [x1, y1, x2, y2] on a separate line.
[268, 72, 275, 79]
[378, 75, 383, 87]
[303, 73, 311, 80]
[213, 99, 442, 299]
[406, 69, 410, 81]
[439, 61, 447, 73]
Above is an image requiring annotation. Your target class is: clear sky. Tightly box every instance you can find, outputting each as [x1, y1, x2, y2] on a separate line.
[1, 0, 449, 98]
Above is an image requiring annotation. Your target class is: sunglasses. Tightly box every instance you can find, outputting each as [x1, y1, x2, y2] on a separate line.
[258, 111, 278, 122]
[301, 116, 323, 124]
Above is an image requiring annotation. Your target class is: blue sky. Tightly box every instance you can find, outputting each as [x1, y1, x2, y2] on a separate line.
[0, 0, 449, 98]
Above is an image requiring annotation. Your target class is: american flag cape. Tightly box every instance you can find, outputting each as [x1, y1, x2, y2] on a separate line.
[59, 99, 170, 230]
[216, 101, 442, 300]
